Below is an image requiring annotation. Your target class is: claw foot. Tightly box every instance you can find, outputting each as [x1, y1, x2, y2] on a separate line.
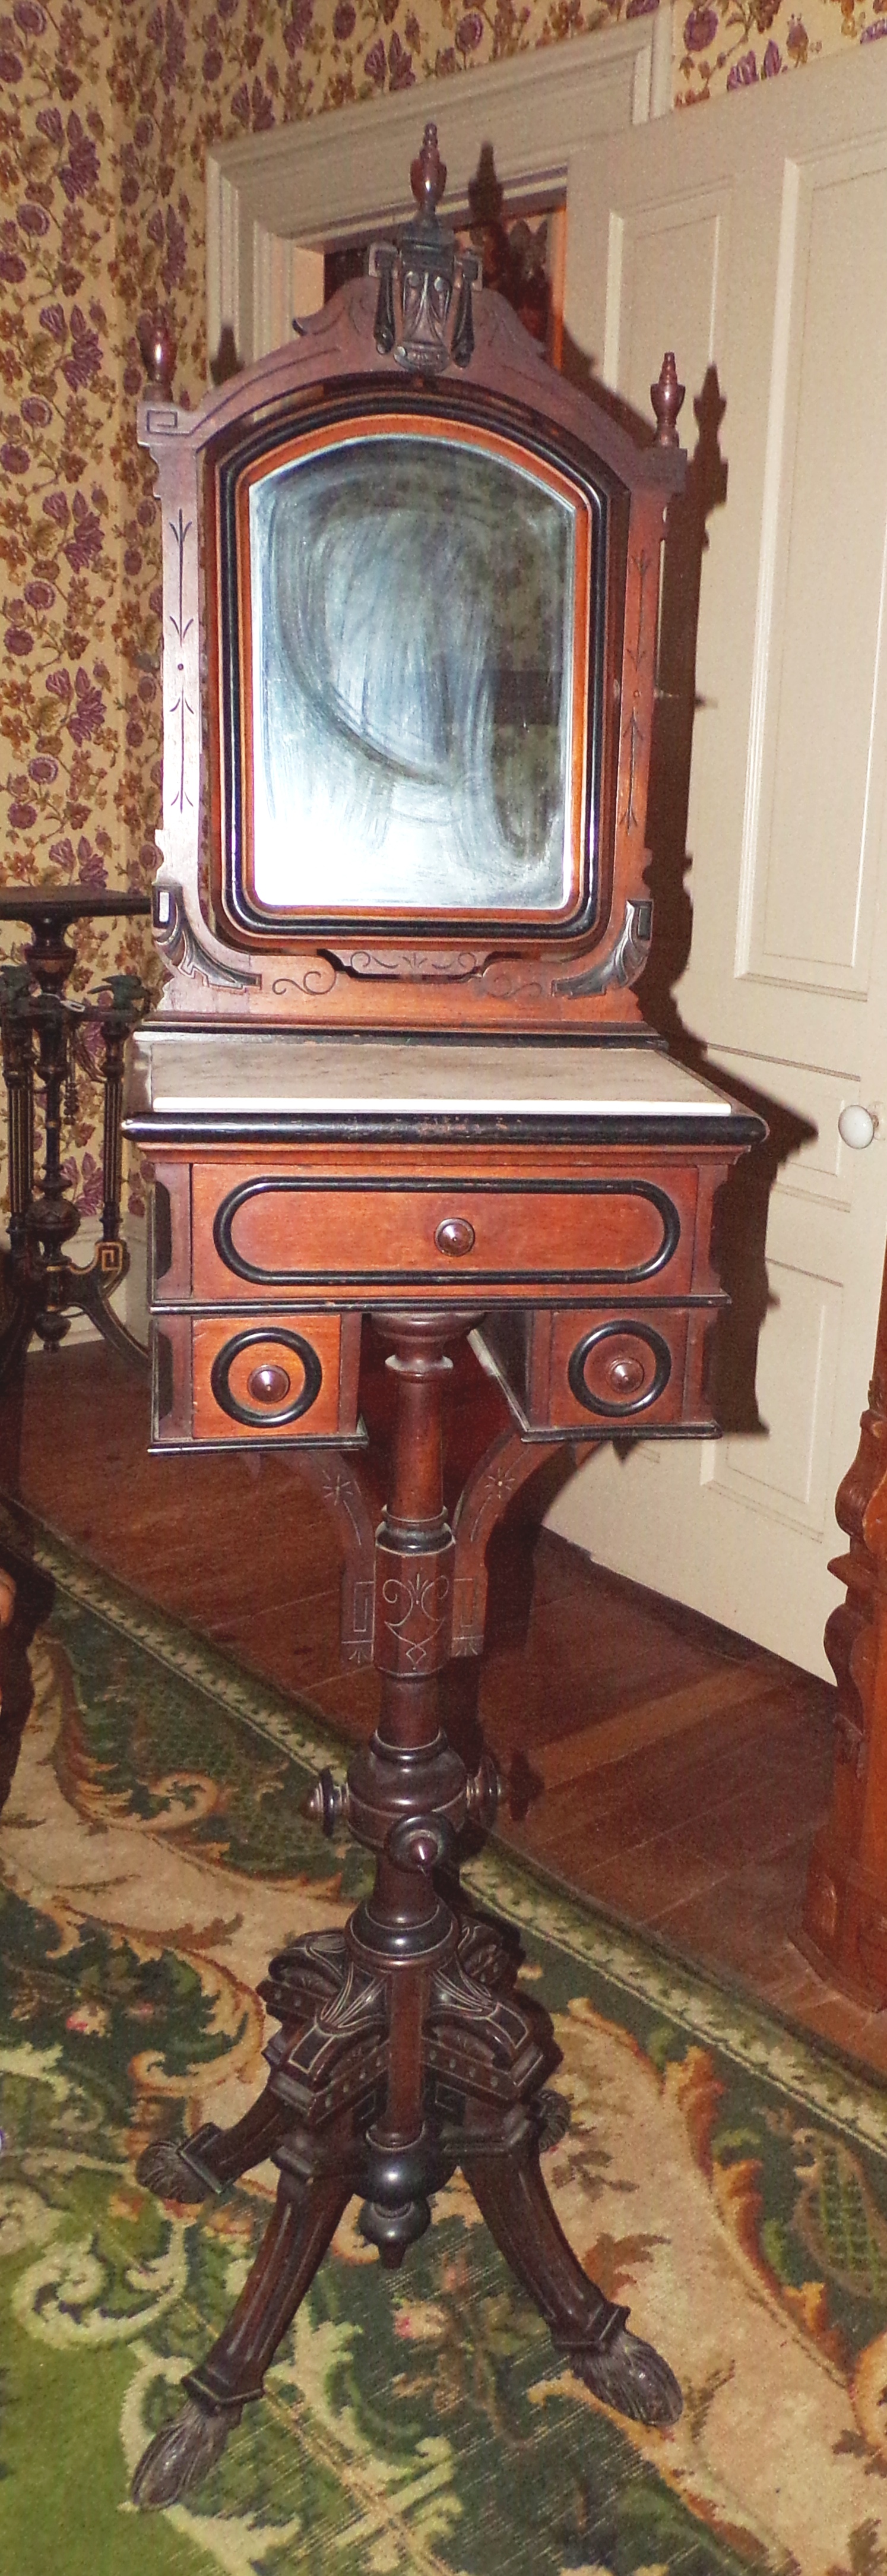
[569, 2319, 683, 2428]
[135, 2141, 212, 2203]
[535, 2088, 571, 2154]
[131, 2397, 240, 2508]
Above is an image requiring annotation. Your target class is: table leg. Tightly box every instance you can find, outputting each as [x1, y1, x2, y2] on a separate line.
[132, 1308, 682, 2508]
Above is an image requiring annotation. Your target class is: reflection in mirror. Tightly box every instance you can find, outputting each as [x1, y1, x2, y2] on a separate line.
[246, 434, 582, 915]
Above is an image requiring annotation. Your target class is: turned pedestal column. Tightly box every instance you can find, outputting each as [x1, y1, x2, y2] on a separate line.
[131, 1310, 682, 2510]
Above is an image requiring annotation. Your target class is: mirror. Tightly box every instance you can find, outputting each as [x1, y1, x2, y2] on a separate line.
[242, 428, 591, 919]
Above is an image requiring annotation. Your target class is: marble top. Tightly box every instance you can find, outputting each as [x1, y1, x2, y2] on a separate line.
[132, 1034, 734, 1119]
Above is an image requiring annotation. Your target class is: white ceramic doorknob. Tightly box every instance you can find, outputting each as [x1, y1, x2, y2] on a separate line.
[838, 1102, 876, 1150]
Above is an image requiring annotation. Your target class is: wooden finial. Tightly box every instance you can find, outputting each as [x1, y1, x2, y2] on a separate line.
[137, 313, 177, 399]
[410, 123, 446, 221]
[651, 350, 685, 448]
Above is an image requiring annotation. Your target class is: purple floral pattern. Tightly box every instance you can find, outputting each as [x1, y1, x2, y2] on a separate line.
[0, 0, 881, 1210]
[674, 0, 866, 98]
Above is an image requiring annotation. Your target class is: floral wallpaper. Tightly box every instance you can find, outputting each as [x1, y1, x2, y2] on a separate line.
[0, 0, 883, 1222]
[676, 0, 887, 103]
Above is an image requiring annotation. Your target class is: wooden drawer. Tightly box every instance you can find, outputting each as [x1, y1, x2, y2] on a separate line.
[188, 1167, 693, 1305]
[151, 1308, 363, 1450]
[477, 1304, 718, 1438]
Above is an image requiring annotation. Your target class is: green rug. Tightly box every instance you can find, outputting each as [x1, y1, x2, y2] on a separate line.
[1, 1503, 887, 2576]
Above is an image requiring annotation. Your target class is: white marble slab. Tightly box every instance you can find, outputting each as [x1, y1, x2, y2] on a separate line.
[136, 1034, 733, 1118]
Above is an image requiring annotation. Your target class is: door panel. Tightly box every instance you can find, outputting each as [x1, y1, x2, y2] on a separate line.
[708, 1258, 843, 1534]
[606, 188, 731, 417]
[743, 153, 887, 993]
[548, 46, 887, 1674]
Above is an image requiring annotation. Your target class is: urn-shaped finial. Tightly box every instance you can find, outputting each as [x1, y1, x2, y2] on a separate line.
[137, 314, 177, 399]
[410, 123, 446, 221]
[651, 350, 685, 448]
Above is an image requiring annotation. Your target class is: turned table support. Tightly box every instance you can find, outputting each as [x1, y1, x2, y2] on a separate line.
[132, 1308, 682, 2509]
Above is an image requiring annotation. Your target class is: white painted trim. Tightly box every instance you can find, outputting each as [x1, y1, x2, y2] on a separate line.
[651, 2, 675, 120]
[205, 17, 669, 368]
[734, 154, 802, 981]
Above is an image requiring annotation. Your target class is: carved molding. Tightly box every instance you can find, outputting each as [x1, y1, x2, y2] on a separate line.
[294, 1451, 378, 1667]
[452, 1427, 563, 1656]
[327, 948, 486, 982]
[152, 883, 261, 991]
[553, 897, 653, 997]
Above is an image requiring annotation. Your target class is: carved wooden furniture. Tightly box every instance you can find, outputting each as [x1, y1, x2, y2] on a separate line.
[126, 127, 764, 2509]
[802, 1235, 887, 2001]
[0, 890, 151, 1380]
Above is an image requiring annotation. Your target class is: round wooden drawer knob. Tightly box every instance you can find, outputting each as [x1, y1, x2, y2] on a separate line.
[568, 1321, 672, 1418]
[607, 1354, 646, 1394]
[246, 1362, 292, 1405]
[435, 1216, 476, 1257]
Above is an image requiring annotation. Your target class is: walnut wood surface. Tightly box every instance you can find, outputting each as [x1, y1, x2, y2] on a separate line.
[138, 277, 683, 1033]
[120, 200, 770, 2505]
[126, 1307, 689, 2498]
[802, 1237, 887, 2003]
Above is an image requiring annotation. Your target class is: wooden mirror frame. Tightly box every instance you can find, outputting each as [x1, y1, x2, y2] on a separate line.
[138, 252, 683, 1035]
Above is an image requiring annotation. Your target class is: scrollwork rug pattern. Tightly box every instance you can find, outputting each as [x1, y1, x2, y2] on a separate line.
[1, 1500, 886, 2576]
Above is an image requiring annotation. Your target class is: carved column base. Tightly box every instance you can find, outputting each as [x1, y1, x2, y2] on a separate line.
[800, 1839, 887, 2006]
[132, 1906, 682, 2506]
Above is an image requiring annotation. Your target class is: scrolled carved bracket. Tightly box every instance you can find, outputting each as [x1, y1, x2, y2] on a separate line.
[553, 897, 653, 998]
[152, 881, 260, 991]
[290, 1451, 377, 1667]
[452, 1427, 563, 1657]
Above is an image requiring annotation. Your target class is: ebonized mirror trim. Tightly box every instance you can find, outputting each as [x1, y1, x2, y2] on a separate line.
[207, 381, 615, 953]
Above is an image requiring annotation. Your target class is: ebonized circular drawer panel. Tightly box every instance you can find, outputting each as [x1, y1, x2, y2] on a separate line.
[149, 1308, 363, 1449]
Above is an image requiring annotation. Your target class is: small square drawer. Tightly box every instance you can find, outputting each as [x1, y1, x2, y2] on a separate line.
[477, 1304, 718, 1438]
[151, 1309, 363, 1449]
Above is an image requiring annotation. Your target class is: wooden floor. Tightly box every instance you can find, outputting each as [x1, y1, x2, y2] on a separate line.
[1, 1336, 881, 2075]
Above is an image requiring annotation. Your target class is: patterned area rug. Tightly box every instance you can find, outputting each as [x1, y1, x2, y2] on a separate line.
[1, 1503, 887, 2576]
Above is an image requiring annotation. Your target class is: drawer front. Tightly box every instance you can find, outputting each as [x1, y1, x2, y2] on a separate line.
[151, 1309, 363, 1449]
[191, 1170, 691, 1304]
[479, 1305, 715, 1437]
[548, 1308, 698, 1434]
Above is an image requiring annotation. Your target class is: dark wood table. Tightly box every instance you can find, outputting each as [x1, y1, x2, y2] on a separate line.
[124, 1028, 762, 2508]
[0, 888, 150, 1377]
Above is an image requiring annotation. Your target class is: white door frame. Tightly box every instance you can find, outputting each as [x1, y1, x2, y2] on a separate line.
[205, 13, 673, 371]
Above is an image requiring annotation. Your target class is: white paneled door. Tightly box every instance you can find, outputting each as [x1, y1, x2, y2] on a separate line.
[547, 42, 887, 1676]
[206, 35, 887, 1674]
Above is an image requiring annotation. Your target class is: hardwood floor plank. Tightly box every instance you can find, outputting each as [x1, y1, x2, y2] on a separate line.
[535, 1664, 779, 1787]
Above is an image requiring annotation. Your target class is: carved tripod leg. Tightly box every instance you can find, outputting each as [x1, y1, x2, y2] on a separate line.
[137, 2088, 290, 2203]
[462, 2134, 682, 2429]
[132, 2172, 349, 2508]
